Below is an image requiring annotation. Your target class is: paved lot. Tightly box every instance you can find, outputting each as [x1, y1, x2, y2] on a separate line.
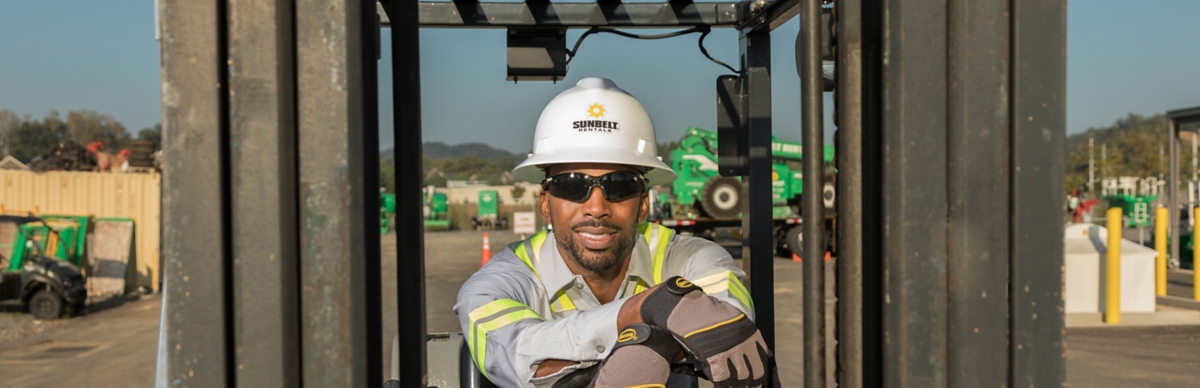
[1, 229, 1197, 386]
[1067, 325, 1200, 387]
[0, 294, 160, 387]
[1168, 269, 1196, 299]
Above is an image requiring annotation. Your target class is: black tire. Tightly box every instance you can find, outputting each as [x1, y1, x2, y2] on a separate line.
[786, 225, 804, 259]
[29, 291, 63, 320]
[700, 177, 743, 219]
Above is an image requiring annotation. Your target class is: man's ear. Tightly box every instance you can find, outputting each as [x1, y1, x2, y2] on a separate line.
[539, 189, 552, 225]
[638, 193, 650, 223]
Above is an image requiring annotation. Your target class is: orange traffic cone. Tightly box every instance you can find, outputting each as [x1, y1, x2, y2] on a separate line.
[792, 251, 833, 262]
[480, 233, 492, 268]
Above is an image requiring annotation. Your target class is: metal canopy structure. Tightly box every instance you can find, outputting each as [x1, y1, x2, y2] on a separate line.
[1165, 105, 1200, 272]
[158, 0, 1066, 387]
[378, 1, 746, 28]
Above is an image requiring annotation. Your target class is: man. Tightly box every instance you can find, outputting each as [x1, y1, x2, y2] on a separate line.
[455, 77, 778, 387]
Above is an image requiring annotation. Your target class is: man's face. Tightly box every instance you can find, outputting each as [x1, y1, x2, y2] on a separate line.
[540, 163, 649, 274]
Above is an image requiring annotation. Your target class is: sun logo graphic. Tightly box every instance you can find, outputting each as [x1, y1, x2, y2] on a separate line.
[586, 103, 606, 118]
[573, 103, 619, 132]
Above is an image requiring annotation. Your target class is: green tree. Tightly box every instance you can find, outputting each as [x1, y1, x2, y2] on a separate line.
[657, 141, 680, 166]
[9, 118, 59, 163]
[0, 109, 20, 157]
[424, 173, 448, 188]
[510, 185, 527, 203]
[138, 123, 163, 150]
[494, 156, 516, 173]
[1064, 113, 1171, 196]
[66, 109, 130, 150]
[380, 156, 395, 193]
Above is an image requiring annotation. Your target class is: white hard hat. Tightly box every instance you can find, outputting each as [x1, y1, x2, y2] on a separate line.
[512, 77, 677, 186]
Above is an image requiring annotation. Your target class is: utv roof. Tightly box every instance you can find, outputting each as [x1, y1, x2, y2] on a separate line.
[0, 215, 41, 225]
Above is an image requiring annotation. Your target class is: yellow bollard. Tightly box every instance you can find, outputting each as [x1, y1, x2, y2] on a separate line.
[1106, 207, 1122, 324]
[1156, 207, 1168, 296]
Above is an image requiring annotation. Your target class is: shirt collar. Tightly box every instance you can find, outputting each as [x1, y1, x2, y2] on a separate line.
[537, 230, 655, 296]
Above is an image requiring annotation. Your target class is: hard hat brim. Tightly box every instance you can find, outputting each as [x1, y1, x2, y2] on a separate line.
[512, 148, 677, 187]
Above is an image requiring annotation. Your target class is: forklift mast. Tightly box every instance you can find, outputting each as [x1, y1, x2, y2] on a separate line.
[157, 0, 1066, 387]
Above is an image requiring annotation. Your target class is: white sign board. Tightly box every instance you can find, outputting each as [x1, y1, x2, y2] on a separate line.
[513, 212, 537, 234]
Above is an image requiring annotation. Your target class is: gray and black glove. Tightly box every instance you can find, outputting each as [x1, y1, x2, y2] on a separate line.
[641, 276, 780, 388]
[590, 324, 682, 388]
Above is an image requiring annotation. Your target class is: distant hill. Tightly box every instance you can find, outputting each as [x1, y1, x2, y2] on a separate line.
[1065, 113, 1169, 194]
[380, 142, 522, 163]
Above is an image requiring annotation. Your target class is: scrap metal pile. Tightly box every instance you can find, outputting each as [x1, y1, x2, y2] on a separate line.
[27, 140, 159, 173]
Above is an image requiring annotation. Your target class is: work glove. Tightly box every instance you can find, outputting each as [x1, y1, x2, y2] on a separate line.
[641, 276, 780, 388]
[590, 324, 682, 388]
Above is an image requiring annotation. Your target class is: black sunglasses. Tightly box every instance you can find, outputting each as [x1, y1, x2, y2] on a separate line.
[541, 171, 648, 203]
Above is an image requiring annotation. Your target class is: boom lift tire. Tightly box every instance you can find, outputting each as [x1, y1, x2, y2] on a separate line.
[700, 176, 743, 219]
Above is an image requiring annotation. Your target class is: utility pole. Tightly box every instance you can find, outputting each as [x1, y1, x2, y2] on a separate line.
[1089, 137, 1095, 194]
[1102, 144, 1107, 180]
[1191, 130, 1196, 182]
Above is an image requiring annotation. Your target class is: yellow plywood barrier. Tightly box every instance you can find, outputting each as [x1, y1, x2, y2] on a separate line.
[0, 170, 161, 291]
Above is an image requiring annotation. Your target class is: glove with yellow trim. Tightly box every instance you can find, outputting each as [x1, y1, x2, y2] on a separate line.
[640, 276, 780, 388]
[590, 324, 682, 387]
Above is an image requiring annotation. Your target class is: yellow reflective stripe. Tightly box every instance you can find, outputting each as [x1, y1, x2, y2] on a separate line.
[467, 299, 543, 379]
[652, 225, 672, 285]
[638, 222, 653, 236]
[726, 272, 755, 312]
[692, 271, 731, 294]
[633, 281, 648, 295]
[689, 271, 754, 313]
[530, 230, 547, 260]
[468, 298, 524, 322]
[550, 289, 576, 312]
[513, 242, 542, 282]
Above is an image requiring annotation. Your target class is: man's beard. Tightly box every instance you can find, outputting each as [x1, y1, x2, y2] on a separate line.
[555, 218, 637, 274]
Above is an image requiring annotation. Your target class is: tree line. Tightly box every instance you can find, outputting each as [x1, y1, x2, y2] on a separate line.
[1064, 112, 1198, 196]
[379, 154, 518, 192]
[0, 109, 162, 163]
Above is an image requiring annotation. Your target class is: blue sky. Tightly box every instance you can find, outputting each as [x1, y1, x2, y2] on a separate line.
[0, 1, 1197, 153]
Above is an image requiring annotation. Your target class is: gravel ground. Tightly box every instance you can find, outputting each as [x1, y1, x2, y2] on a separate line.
[0, 312, 69, 343]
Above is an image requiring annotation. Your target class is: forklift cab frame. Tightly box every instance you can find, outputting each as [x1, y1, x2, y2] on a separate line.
[156, 0, 1066, 386]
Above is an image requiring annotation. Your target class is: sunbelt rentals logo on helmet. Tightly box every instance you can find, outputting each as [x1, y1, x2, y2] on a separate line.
[573, 103, 620, 133]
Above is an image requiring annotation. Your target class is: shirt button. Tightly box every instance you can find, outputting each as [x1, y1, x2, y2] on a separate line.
[595, 344, 606, 354]
[575, 282, 584, 289]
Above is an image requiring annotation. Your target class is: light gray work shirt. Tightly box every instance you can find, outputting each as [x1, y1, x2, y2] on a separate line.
[454, 223, 754, 387]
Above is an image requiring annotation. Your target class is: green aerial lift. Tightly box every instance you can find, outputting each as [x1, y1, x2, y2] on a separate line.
[423, 187, 450, 230]
[470, 189, 506, 230]
[1105, 193, 1156, 228]
[655, 126, 837, 258]
[381, 192, 396, 234]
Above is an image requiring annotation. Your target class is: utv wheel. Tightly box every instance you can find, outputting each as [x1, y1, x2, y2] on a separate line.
[700, 177, 743, 219]
[29, 291, 64, 320]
